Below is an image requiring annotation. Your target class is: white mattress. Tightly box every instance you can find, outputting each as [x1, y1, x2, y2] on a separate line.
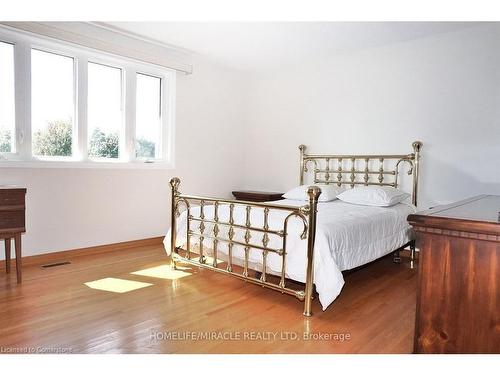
[164, 199, 416, 311]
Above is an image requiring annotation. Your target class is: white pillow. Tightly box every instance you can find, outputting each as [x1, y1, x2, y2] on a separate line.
[337, 186, 409, 207]
[283, 184, 345, 202]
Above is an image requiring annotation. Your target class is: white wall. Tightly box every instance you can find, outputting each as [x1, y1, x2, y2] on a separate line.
[242, 24, 500, 209]
[0, 47, 247, 259]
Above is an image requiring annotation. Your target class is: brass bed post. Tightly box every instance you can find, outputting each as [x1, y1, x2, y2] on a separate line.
[299, 144, 306, 185]
[410, 141, 422, 268]
[169, 177, 181, 270]
[303, 186, 321, 317]
[411, 141, 423, 207]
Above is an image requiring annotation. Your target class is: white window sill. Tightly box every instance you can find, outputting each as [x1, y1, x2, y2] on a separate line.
[0, 158, 174, 169]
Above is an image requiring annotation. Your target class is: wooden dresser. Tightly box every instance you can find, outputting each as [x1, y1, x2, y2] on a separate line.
[408, 195, 499, 353]
[0, 187, 26, 284]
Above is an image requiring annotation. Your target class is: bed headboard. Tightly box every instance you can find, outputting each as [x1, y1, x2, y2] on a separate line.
[298, 141, 422, 206]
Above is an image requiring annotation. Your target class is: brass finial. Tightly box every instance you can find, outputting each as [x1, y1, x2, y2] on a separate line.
[299, 144, 306, 153]
[412, 141, 423, 153]
[169, 177, 181, 193]
[307, 186, 322, 201]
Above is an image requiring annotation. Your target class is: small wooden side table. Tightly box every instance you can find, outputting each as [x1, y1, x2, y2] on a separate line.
[232, 190, 284, 202]
[0, 187, 26, 284]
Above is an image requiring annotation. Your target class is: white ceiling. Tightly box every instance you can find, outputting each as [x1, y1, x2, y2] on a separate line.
[101, 22, 482, 71]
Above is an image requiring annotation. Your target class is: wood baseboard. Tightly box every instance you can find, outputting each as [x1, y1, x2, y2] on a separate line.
[0, 236, 165, 268]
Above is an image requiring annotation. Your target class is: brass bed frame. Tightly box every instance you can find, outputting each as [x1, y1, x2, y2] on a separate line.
[169, 141, 422, 316]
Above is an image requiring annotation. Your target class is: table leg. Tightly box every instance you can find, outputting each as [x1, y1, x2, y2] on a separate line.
[4, 238, 11, 273]
[14, 234, 22, 284]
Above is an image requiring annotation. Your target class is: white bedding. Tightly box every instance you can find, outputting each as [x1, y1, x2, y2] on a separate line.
[164, 199, 416, 311]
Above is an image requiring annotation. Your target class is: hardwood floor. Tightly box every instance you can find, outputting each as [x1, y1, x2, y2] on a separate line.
[0, 245, 417, 353]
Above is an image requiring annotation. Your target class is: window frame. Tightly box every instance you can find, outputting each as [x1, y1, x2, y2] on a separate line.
[0, 26, 175, 169]
[86, 60, 125, 161]
[135, 71, 164, 161]
[30, 46, 77, 161]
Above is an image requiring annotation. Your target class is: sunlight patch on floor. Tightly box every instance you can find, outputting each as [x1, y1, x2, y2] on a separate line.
[84, 277, 153, 293]
[131, 265, 192, 280]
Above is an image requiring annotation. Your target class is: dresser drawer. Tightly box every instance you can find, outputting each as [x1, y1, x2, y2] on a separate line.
[0, 210, 26, 232]
[0, 189, 26, 207]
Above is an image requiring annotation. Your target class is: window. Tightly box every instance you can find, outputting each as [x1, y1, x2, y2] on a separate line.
[0, 41, 15, 153]
[31, 49, 75, 158]
[0, 27, 175, 168]
[87, 62, 123, 159]
[136, 73, 161, 159]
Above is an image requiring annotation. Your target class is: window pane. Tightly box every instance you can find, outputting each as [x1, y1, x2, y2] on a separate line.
[87, 62, 122, 159]
[31, 49, 74, 157]
[136, 73, 161, 159]
[0, 41, 15, 153]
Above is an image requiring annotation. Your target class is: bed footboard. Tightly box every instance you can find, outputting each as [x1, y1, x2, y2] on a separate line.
[169, 177, 321, 317]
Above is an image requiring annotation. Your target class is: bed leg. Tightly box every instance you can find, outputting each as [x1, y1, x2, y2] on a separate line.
[393, 250, 401, 264]
[303, 186, 321, 317]
[409, 241, 416, 269]
[170, 177, 181, 271]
